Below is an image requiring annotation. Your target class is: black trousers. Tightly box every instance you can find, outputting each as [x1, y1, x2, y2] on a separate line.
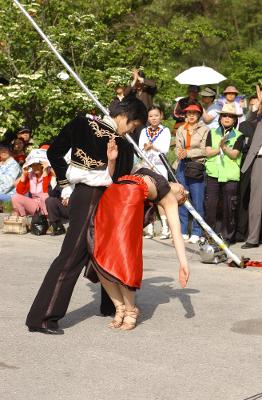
[205, 176, 238, 242]
[45, 197, 69, 224]
[26, 184, 114, 329]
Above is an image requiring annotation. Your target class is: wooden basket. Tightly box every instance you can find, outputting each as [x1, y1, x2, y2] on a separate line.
[3, 215, 28, 234]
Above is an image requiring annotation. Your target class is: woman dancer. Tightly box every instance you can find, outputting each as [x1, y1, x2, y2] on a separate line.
[86, 138, 189, 331]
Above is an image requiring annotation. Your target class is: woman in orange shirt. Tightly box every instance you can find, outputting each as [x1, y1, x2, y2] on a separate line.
[175, 101, 209, 243]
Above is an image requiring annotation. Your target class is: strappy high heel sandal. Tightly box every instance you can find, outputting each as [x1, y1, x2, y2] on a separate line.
[108, 304, 125, 329]
[120, 306, 140, 331]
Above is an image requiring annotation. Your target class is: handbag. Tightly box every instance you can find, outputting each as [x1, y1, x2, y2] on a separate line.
[30, 212, 49, 236]
[3, 215, 28, 234]
[184, 160, 205, 180]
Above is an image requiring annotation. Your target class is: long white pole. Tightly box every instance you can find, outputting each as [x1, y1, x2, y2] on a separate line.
[13, 0, 242, 267]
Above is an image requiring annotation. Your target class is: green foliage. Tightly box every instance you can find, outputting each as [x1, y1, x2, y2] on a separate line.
[0, 0, 261, 143]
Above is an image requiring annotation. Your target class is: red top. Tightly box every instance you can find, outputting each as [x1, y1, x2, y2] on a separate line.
[16, 173, 52, 195]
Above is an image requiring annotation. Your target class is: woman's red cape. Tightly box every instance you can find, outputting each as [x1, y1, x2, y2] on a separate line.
[93, 177, 148, 289]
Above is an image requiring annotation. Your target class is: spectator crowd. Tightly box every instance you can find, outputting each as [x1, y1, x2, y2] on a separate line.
[1, 68, 262, 250]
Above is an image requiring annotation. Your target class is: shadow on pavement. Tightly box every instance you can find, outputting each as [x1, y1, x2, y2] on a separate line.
[139, 276, 199, 322]
[61, 276, 199, 328]
[242, 394, 262, 400]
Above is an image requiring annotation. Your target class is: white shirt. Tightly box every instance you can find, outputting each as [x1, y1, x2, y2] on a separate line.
[139, 124, 171, 178]
[200, 102, 221, 130]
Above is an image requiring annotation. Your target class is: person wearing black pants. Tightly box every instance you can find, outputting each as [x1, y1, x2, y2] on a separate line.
[205, 176, 238, 242]
[45, 184, 69, 235]
[205, 103, 244, 244]
[26, 97, 147, 335]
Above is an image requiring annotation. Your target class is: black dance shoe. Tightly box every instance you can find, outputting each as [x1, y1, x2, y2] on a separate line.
[241, 242, 259, 249]
[28, 326, 64, 335]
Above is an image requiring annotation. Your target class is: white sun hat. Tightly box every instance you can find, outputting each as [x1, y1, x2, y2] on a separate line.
[24, 148, 51, 168]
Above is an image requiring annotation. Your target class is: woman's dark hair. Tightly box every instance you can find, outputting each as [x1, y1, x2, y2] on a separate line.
[148, 105, 163, 114]
[186, 100, 203, 118]
[12, 137, 26, 148]
[110, 94, 147, 125]
[219, 114, 238, 129]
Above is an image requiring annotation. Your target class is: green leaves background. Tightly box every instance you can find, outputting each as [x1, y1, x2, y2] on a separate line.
[0, 0, 261, 143]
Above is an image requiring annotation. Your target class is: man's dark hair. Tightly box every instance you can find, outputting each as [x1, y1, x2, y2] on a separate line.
[110, 94, 147, 125]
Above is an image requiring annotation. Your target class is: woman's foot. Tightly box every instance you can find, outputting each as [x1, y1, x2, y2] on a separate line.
[108, 304, 125, 328]
[120, 306, 140, 331]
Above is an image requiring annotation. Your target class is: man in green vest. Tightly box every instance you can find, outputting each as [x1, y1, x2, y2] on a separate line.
[205, 103, 244, 244]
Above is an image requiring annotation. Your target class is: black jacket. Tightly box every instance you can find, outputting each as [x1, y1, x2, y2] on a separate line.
[47, 116, 134, 187]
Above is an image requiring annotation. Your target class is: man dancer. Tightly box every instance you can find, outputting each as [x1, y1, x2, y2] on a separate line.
[26, 97, 147, 334]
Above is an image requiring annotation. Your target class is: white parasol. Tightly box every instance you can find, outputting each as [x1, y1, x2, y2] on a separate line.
[175, 66, 227, 85]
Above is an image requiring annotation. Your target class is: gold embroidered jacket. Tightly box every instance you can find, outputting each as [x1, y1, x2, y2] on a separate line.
[47, 116, 134, 187]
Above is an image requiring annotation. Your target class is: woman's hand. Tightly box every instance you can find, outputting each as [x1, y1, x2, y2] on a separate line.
[177, 148, 187, 160]
[220, 138, 226, 151]
[22, 165, 29, 176]
[171, 183, 188, 205]
[144, 142, 153, 151]
[41, 161, 50, 177]
[41, 161, 50, 171]
[20, 165, 29, 182]
[179, 264, 190, 288]
[256, 84, 262, 105]
[107, 139, 118, 161]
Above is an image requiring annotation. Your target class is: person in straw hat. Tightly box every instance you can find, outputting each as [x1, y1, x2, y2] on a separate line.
[220, 86, 245, 126]
[205, 103, 245, 244]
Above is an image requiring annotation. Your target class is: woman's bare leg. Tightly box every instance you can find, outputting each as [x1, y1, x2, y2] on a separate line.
[119, 285, 136, 311]
[97, 272, 125, 328]
[119, 285, 139, 331]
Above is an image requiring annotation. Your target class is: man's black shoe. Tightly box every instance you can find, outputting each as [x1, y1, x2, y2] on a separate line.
[241, 242, 259, 249]
[28, 326, 64, 335]
[51, 222, 66, 236]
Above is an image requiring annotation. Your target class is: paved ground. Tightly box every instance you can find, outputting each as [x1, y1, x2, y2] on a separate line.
[1, 227, 262, 400]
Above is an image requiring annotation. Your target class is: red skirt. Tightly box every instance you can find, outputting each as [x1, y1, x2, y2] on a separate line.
[91, 177, 148, 289]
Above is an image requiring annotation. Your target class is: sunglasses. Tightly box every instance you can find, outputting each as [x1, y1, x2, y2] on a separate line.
[221, 114, 235, 118]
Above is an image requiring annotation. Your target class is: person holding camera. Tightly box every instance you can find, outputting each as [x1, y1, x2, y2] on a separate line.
[12, 149, 52, 218]
[125, 68, 157, 144]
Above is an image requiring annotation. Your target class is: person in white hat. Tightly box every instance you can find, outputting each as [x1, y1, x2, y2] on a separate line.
[205, 103, 244, 244]
[11, 149, 52, 218]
